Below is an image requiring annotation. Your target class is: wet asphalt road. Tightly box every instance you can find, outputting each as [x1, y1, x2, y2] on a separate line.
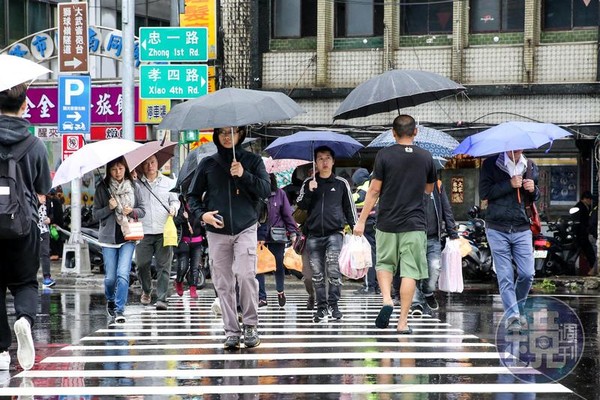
[0, 275, 598, 399]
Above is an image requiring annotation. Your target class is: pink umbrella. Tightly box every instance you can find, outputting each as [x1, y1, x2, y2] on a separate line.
[124, 140, 177, 172]
[262, 157, 310, 174]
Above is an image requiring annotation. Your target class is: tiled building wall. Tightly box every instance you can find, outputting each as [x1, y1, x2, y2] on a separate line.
[536, 43, 597, 83]
[327, 51, 384, 87]
[262, 52, 317, 89]
[463, 46, 524, 84]
[394, 48, 452, 77]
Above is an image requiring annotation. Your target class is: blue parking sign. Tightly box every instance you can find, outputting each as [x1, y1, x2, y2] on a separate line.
[58, 76, 91, 134]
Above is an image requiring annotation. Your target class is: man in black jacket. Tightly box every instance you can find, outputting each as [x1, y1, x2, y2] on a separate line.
[187, 126, 270, 349]
[297, 146, 357, 323]
[573, 191, 596, 274]
[480, 150, 539, 334]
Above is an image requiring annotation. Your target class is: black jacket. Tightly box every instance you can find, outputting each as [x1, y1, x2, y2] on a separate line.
[430, 181, 459, 240]
[296, 173, 357, 237]
[479, 154, 540, 233]
[186, 131, 270, 236]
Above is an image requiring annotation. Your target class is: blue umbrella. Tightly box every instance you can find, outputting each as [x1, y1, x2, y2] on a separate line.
[453, 121, 572, 157]
[265, 131, 364, 161]
[367, 125, 458, 159]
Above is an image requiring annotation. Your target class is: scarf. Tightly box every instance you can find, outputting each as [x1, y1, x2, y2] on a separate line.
[496, 152, 527, 177]
[109, 178, 135, 230]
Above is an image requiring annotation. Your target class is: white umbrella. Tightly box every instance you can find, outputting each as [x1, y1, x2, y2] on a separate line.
[0, 54, 51, 92]
[52, 139, 143, 188]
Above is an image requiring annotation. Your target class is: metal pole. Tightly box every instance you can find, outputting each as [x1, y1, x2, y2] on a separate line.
[170, 0, 181, 178]
[122, 0, 135, 141]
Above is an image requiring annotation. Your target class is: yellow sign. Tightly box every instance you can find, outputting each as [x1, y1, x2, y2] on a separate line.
[190, 131, 214, 150]
[180, 0, 217, 60]
[138, 98, 171, 124]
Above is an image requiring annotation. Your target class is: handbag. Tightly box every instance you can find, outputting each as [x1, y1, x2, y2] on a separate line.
[256, 244, 276, 274]
[283, 247, 303, 273]
[292, 234, 306, 255]
[270, 227, 288, 242]
[439, 240, 464, 293]
[524, 160, 541, 236]
[124, 220, 144, 241]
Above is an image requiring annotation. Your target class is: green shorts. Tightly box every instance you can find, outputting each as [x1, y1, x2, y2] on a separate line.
[375, 230, 428, 280]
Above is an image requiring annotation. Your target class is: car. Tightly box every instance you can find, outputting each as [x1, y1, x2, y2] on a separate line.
[62, 121, 74, 130]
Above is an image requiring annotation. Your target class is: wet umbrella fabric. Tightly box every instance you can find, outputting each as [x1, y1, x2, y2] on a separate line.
[124, 140, 177, 172]
[157, 88, 305, 131]
[0, 54, 51, 92]
[265, 131, 364, 161]
[452, 121, 572, 157]
[52, 139, 143, 188]
[367, 125, 459, 159]
[262, 157, 311, 188]
[333, 69, 466, 120]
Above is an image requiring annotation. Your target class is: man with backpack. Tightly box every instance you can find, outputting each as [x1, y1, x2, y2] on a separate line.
[0, 83, 52, 371]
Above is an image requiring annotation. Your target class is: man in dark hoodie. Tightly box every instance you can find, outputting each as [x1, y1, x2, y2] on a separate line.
[0, 83, 51, 371]
[297, 146, 357, 323]
[351, 168, 379, 295]
[187, 126, 270, 350]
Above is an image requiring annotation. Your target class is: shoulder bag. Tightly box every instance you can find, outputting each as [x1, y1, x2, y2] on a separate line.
[524, 160, 541, 236]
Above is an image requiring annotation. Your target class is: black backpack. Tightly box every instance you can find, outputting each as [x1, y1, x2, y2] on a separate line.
[0, 135, 37, 239]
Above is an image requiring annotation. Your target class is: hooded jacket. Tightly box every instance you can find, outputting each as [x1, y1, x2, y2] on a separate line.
[428, 181, 459, 240]
[187, 130, 270, 235]
[0, 115, 51, 223]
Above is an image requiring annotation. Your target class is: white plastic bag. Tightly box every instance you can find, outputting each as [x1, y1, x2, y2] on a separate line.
[339, 235, 369, 280]
[349, 235, 372, 270]
[438, 239, 464, 293]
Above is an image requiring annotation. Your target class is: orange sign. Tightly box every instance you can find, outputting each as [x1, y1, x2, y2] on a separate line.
[180, 0, 217, 60]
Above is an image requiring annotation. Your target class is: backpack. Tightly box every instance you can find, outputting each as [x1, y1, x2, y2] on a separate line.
[0, 135, 37, 239]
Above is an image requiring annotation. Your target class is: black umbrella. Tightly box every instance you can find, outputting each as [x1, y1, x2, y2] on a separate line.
[333, 69, 466, 120]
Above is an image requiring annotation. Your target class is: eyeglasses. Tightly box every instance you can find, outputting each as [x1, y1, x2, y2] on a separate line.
[218, 129, 240, 136]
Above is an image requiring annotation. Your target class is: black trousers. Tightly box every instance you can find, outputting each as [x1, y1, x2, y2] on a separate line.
[0, 221, 40, 351]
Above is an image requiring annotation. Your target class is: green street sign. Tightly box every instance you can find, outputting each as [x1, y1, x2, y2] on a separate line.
[139, 27, 208, 62]
[140, 65, 208, 99]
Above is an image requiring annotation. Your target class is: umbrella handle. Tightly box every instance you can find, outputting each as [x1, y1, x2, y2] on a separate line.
[231, 127, 236, 163]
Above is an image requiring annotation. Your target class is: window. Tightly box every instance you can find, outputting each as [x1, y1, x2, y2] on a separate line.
[544, 0, 599, 30]
[272, 0, 317, 38]
[28, 1, 51, 33]
[401, 0, 453, 35]
[335, 0, 384, 38]
[470, 0, 524, 33]
[0, 0, 5, 48]
[8, 0, 26, 44]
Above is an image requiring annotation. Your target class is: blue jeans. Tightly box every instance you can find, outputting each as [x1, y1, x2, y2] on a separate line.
[307, 233, 343, 310]
[486, 228, 534, 320]
[102, 242, 136, 313]
[413, 238, 442, 306]
[257, 242, 286, 301]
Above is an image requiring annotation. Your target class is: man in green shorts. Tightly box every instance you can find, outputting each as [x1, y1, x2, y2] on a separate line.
[353, 115, 436, 334]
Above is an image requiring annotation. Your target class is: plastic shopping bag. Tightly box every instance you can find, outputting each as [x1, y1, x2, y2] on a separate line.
[163, 215, 178, 247]
[349, 235, 372, 270]
[257, 244, 276, 274]
[339, 235, 368, 280]
[283, 246, 303, 273]
[438, 239, 464, 293]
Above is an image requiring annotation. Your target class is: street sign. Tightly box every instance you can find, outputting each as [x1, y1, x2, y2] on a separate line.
[90, 125, 148, 141]
[62, 134, 85, 161]
[58, 76, 91, 134]
[57, 2, 89, 73]
[139, 27, 208, 62]
[139, 65, 208, 99]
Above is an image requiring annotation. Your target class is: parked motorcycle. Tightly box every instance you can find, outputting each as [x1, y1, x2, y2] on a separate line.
[458, 206, 495, 282]
[533, 208, 580, 277]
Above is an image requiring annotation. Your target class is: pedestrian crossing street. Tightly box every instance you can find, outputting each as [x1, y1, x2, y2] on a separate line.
[3, 292, 575, 399]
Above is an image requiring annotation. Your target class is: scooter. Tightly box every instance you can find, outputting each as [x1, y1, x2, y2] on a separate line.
[533, 207, 580, 276]
[458, 206, 495, 282]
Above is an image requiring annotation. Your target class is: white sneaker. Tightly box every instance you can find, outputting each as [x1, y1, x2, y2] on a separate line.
[0, 351, 9, 370]
[14, 318, 35, 371]
[211, 298, 222, 315]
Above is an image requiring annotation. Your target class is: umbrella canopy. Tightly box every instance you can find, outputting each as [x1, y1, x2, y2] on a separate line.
[367, 125, 459, 159]
[452, 121, 572, 157]
[262, 157, 310, 174]
[333, 69, 466, 120]
[0, 54, 51, 92]
[265, 131, 364, 161]
[124, 140, 177, 172]
[52, 139, 143, 188]
[157, 88, 305, 131]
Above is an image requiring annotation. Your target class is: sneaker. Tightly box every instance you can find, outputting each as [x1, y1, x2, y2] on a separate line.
[224, 335, 240, 350]
[49, 255, 59, 261]
[243, 326, 260, 348]
[114, 312, 126, 324]
[106, 301, 116, 317]
[155, 301, 168, 311]
[313, 308, 328, 323]
[330, 305, 343, 320]
[42, 277, 56, 287]
[14, 318, 35, 371]
[140, 292, 151, 305]
[175, 281, 184, 297]
[189, 285, 198, 299]
[258, 299, 268, 308]
[0, 351, 10, 370]
[519, 315, 528, 330]
[410, 304, 424, 318]
[211, 298, 222, 315]
[353, 287, 373, 295]
[424, 294, 439, 311]
[306, 296, 315, 310]
[506, 317, 522, 334]
[277, 292, 286, 307]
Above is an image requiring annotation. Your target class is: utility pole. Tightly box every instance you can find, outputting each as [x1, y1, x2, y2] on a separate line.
[122, 0, 135, 141]
[170, 0, 181, 177]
